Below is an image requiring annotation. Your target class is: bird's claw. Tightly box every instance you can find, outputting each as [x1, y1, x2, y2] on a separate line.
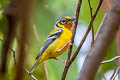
[64, 61, 72, 67]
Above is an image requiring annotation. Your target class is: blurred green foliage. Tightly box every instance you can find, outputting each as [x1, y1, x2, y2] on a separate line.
[0, 0, 117, 80]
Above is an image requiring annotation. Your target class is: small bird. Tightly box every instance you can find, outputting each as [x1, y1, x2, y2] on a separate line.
[29, 16, 75, 75]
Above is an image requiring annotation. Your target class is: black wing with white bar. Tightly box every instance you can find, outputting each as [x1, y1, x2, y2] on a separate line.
[35, 28, 63, 60]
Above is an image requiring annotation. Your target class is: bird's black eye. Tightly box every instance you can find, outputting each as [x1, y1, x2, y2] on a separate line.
[60, 18, 67, 24]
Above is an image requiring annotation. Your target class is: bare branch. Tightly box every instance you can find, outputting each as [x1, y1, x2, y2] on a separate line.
[78, 0, 120, 79]
[110, 67, 120, 80]
[67, 0, 82, 60]
[98, 67, 107, 80]
[32, 24, 49, 80]
[0, 38, 16, 66]
[0, 38, 37, 79]
[24, 67, 37, 80]
[43, 63, 49, 80]
[61, 0, 82, 79]
[88, 0, 95, 44]
[33, 24, 40, 47]
[101, 56, 120, 64]
[70, 0, 103, 65]
[61, 0, 103, 79]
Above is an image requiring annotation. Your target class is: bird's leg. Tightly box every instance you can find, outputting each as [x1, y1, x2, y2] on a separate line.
[52, 57, 66, 65]
[56, 40, 72, 52]
[68, 40, 72, 45]
[52, 58, 72, 67]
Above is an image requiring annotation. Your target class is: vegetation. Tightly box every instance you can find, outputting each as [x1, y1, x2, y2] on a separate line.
[0, 0, 120, 80]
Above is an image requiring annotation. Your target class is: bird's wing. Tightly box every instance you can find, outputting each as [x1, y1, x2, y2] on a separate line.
[35, 28, 63, 60]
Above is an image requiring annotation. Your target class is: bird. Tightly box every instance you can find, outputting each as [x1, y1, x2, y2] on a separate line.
[29, 16, 75, 75]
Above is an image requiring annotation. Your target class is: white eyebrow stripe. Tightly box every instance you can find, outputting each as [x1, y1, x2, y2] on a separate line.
[56, 18, 61, 24]
[53, 18, 61, 28]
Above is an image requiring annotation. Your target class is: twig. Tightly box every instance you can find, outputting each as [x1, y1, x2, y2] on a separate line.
[61, 0, 103, 79]
[110, 67, 120, 80]
[88, 0, 95, 44]
[101, 56, 120, 64]
[67, 0, 82, 61]
[12, 49, 17, 67]
[32, 24, 49, 80]
[33, 24, 40, 47]
[0, 38, 37, 79]
[0, 1, 17, 73]
[61, 0, 82, 80]
[24, 67, 37, 80]
[0, 38, 16, 66]
[43, 63, 49, 80]
[71, 0, 103, 65]
[98, 67, 107, 80]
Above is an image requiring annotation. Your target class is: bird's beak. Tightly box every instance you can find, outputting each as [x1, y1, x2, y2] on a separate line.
[70, 18, 75, 21]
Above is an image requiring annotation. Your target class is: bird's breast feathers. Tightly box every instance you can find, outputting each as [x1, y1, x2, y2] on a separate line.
[38, 28, 72, 62]
[47, 28, 72, 55]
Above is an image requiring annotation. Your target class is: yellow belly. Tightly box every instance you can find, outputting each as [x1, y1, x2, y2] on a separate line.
[39, 29, 72, 63]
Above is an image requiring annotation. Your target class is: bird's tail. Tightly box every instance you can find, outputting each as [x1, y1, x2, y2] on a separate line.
[29, 59, 40, 75]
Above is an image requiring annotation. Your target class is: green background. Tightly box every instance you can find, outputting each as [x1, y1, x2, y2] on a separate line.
[0, 0, 117, 80]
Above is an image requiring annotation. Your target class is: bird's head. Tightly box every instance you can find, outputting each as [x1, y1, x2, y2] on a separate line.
[54, 16, 75, 30]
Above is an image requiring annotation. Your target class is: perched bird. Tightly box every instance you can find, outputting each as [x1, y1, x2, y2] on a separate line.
[29, 16, 75, 75]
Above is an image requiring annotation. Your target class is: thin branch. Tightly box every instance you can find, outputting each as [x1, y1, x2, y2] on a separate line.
[70, 0, 103, 65]
[12, 49, 17, 67]
[32, 24, 49, 80]
[88, 0, 95, 44]
[0, 2, 17, 73]
[43, 63, 49, 80]
[101, 56, 120, 64]
[88, 0, 93, 17]
[98, 67, 107, 80]
[24, 67, 37, 80]
[78, 0, 120, 79]
[110, 67, 120, 80]
[67, 0, 82, 60]
[61, 0, 103, 79]
[61, 0, 82, 80]
[0, 38, 37, 79]
[0, 38, 16, 66]
[33, 24, 40, 47]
